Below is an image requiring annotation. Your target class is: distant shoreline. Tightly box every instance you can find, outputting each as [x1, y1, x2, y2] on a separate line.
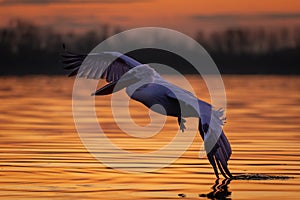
[1, 19, 299, 75]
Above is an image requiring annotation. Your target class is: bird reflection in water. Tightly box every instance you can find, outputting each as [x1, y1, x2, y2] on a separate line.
[196, 174, 290, 199]
[199, 179, 232, 200]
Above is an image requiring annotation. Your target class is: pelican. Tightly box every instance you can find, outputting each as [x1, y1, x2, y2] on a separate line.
[62, 48, 232, 178]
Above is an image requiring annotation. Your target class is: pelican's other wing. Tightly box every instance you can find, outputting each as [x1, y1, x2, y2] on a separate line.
[163, 83, 225, 128]
[61, 47, 142, 82]
[162, 83, 210, 120]
[164, 83, 231, 178]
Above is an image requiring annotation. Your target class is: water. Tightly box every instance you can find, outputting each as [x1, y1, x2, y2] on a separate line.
[0, 75, 299, 199]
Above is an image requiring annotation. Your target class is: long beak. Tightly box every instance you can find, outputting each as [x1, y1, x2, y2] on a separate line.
[91, 75, 140, 96]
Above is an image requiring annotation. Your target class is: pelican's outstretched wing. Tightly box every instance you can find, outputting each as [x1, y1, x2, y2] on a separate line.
[162, 83, 232, 178]
[61, 47, 141, 82]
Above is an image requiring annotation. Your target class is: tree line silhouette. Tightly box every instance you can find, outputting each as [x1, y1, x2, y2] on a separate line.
[0, 19, 299, 75]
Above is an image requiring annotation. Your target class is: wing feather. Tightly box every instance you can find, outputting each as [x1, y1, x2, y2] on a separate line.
[61, 48, 141, 82]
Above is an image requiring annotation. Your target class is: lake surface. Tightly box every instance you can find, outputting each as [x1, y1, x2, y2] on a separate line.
[0, 75, 299, 199]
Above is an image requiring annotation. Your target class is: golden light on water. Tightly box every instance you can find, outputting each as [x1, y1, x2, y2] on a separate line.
[0, 75, 299, 199]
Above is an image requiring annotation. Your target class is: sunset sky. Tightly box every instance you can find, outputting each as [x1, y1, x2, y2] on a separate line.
[0, 0, 300, 36]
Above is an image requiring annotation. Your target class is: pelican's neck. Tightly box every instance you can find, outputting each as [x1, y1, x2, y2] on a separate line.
[125, 78, 152, 97]
[125, 66, 162, 96]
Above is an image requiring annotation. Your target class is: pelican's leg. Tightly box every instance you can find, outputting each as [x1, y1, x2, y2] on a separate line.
[177, 117, 186, 132]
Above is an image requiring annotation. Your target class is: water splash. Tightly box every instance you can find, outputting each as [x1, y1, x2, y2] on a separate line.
[232, 173, 291, 180]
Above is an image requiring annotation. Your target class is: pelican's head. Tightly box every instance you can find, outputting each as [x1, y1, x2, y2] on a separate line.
[122, 64, 157, 96]
[92, 64, 156, 96]
[125, 64, 156, 83]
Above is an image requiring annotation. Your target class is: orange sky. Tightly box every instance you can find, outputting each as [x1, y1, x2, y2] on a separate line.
[0, 0, 299, 36]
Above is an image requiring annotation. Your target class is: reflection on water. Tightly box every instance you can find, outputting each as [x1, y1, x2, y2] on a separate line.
[199, 178, 232, 199]
[0, 75, 299, 200]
